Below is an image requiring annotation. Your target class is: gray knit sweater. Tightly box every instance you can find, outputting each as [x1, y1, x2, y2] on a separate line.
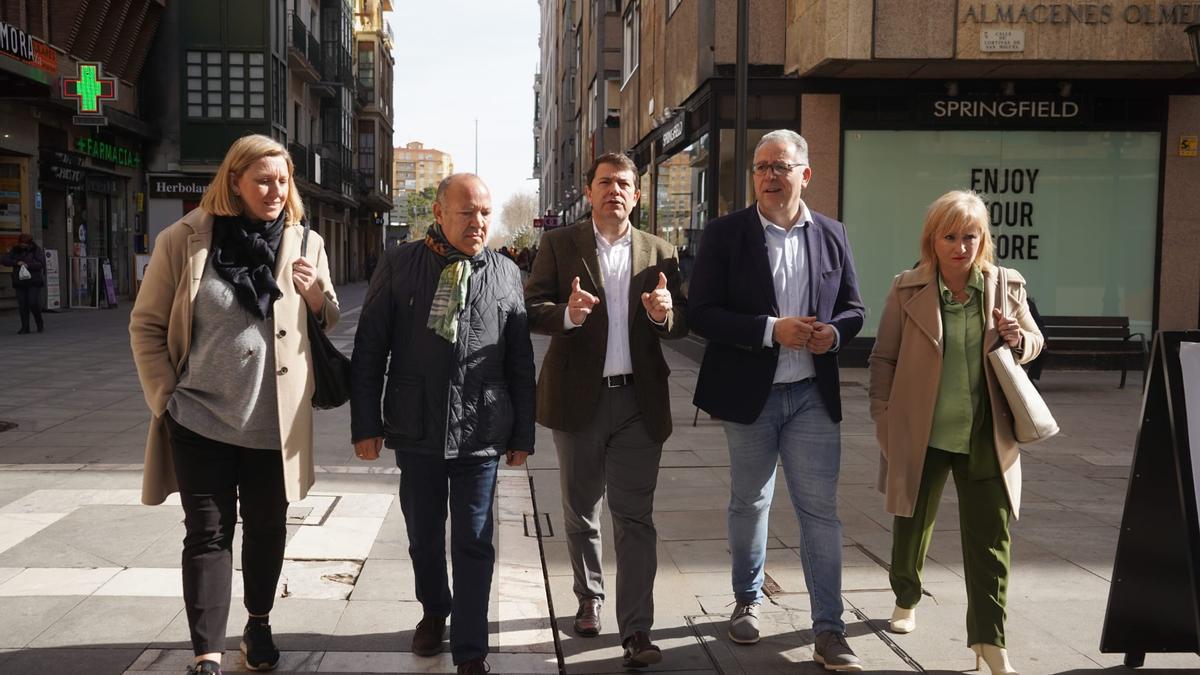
[168, 256, 281, 450]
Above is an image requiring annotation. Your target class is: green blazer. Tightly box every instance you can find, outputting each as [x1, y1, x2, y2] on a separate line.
[525, 221, 688, 442]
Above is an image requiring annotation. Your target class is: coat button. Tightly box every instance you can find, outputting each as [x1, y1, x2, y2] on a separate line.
[278, 367, 288, 375]
[277, 329, 287, 338]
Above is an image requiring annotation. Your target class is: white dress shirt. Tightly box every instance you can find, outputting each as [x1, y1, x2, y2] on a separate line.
[758, 203, 839, 384]
[563, 222, 634, 377]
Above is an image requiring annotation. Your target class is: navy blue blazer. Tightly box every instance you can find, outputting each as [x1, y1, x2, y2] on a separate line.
[689, 205, 865, 424]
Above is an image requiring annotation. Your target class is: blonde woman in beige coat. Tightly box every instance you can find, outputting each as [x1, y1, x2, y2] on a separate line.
[868, 190, 1043, 675]
[130, 135, 339, 675]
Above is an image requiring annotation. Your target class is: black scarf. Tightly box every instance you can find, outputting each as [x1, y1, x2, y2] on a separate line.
[210, 213, 286, 320]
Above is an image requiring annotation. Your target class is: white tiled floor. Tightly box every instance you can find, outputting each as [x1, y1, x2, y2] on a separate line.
[0, 566, 122, 596]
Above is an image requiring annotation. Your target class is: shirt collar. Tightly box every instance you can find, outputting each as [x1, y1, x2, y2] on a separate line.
[592, 221, 632, 250]
[757, 202, 812, 233]
[938, 264, 985, 302]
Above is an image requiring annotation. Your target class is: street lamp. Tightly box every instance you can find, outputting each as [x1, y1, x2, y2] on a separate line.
[1187, 24, 1200, 70]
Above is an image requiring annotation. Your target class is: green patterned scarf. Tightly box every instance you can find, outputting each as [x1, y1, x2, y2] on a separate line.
[425, 223, 473, 343]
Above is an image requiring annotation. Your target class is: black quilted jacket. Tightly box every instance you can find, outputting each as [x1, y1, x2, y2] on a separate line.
[349, 241, 536, 459]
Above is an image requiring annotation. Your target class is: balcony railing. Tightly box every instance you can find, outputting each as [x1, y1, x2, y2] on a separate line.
[319, 157, 342, 191]
[289, 12, 323, 74]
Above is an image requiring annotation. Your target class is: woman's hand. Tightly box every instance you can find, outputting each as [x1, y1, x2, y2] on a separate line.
[292, 258, 326, 314]
[993, 308, 1022, 348]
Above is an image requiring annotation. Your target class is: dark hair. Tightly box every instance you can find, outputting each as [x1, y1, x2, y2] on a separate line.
[586, 152, 638, 186]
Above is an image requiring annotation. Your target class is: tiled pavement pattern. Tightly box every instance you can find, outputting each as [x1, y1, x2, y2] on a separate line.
[0, 286, 1198, 673]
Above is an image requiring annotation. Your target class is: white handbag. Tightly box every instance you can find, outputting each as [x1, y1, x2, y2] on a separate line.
[986, 266, 1059, 444]
[17, 265, 31, 281]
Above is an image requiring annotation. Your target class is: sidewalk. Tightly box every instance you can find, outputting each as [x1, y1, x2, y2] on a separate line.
[0, 290, 1197, 673]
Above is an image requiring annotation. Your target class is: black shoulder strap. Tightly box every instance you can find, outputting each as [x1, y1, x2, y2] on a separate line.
[301, 221, 310, 258]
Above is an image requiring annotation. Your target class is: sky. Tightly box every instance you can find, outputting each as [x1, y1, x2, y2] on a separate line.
[389, 1, 541, 231]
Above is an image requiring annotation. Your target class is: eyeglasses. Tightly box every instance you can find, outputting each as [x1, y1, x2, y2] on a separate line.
[751, 161, 805, 176]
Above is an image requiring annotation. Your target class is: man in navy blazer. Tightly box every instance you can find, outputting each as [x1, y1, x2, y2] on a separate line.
[689, 130, 865, 671]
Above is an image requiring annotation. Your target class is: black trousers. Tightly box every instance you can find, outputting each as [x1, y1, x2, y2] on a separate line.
[14, 286, 42, 331]
[166, 414, 289, 655]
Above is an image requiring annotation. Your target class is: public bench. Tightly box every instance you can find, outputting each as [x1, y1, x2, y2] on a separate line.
[1038, 315, 1147, 389]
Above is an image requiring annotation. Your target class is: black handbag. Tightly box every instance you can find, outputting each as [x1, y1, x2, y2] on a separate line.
[301, 224, 352, 409]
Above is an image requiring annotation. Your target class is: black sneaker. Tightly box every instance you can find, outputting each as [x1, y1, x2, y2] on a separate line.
[241, 621, 281, 671]
[186, 661, 222, 674]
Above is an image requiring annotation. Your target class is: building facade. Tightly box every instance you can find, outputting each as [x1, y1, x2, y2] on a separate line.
[0, 0, 165, 310]
[389, 140, 452, 243]
[142, 0, 392, 286]
[536, 0, 1200, 355]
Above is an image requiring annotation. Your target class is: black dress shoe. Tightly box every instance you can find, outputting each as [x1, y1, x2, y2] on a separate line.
[574, 597, 601, 637]
[456, 657, 490, 674]
[622, 631, 663, 668]
[241, 620, 280, 671]
[412, 615, 446, 656]
[16, 328, 29, 335]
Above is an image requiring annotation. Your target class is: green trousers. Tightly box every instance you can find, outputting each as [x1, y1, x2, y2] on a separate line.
[890, 447, 1012, 648]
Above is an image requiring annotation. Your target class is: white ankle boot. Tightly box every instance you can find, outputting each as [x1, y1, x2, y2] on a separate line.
[888, 605, 915, 634]
[971, 643, 1018, 674]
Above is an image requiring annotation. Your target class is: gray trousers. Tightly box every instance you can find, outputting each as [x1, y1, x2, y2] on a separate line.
[553, 385, 663, 639]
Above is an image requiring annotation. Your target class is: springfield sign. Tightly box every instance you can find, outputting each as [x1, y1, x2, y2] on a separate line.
[964, 2, 1200, 23]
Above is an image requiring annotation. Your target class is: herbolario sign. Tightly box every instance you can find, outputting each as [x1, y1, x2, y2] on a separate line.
[963, 2, 1200, 24]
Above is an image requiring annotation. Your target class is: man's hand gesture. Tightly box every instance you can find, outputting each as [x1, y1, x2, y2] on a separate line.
[641, 272, 672, 324]
[808, 321, 836, 354]
[568, 276, 600, 326]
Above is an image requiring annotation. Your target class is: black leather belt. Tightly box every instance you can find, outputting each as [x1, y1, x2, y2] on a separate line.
[602, 374, 634, 388]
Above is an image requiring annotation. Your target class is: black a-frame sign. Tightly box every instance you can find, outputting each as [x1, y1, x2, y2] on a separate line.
[1101, 330, 1200, 667]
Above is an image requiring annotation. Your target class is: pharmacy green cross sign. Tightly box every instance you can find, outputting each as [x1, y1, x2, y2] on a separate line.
[61, 62, 117, 115]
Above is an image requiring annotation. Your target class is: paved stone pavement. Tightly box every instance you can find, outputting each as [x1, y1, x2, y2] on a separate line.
[0, 286, 1197, 674]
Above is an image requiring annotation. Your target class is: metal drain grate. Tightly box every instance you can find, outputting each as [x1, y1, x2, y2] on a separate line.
[0, 421, 17, 433]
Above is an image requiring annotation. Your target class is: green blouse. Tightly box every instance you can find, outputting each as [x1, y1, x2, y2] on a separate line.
[927, 265, 995, 466]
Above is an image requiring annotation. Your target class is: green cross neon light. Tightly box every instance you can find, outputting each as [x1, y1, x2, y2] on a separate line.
[61, 62, 117, 114]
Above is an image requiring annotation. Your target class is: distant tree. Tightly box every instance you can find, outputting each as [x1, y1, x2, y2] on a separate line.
[406, 186, 438, 240]
[498, 191, 540, 250]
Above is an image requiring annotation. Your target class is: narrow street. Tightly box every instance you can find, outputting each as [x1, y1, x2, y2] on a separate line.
[0, 290, 1196, 673]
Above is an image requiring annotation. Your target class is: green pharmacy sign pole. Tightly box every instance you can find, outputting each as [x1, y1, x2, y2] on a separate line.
[61, 61, 117, 126]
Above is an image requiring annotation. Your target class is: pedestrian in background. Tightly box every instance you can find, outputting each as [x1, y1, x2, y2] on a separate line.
[2, 233, 46, 334]
[525, 152, 687, 670]
[869, 190, 1043, 675]
[130, 134, 340, 675]
[350, 173, 535, 675]
[688, 130, 866, 671]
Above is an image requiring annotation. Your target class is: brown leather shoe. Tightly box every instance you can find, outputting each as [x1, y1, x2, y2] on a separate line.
[622, 631, 663, 668]
[573, 597, 602, 637]
[456, 657, 489, 674]
[412, 615, 446, 656]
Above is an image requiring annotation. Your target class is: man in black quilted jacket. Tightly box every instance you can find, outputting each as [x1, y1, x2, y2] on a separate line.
[349, 173, 536, 675]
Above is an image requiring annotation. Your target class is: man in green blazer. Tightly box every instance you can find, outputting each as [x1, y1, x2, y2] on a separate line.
[525, 152, 688, 669]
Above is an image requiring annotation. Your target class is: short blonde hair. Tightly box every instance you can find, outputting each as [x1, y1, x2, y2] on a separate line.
[917, 190, 995, 273]
[200, 134, 305, 224]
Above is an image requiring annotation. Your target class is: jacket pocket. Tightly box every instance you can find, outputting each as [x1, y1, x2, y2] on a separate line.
[383, 375, 425, 441]
[477, 381, 514, 446]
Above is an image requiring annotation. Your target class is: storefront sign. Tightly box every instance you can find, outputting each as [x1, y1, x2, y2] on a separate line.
[1180, 136, 1198, 157]
[148, 175, 210, 199]
[659, 114, 688, 154]
[44, 249, 60, 310]
[0, 20, 33, 62]
[75, 137, 141, 168]
[934, 98, 1079, 120]
[85, 175, 120, 195]
[981, 28, 1026, 51]
[39, 149, 87, 187]
[62, 62, 117, 115]
[963, 2, 1200, 25]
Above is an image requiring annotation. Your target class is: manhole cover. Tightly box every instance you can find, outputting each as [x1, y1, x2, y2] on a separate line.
[0, 421, 17, 433]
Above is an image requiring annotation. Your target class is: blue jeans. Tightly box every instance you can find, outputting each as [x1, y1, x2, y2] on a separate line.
[397, 453, 498, 665]
[723, 379, 846, 635]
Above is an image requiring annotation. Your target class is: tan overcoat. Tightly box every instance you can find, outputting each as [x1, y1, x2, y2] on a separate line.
[867, 262, 1043, 519]
[129, 208, 340, 505]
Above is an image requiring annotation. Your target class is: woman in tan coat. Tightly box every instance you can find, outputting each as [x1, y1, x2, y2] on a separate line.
[130, 135, 339, 675]
[868, 190, 1043, 675]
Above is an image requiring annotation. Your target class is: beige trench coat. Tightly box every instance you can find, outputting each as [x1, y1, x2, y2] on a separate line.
[867, 262, 1043, 519]
[129, 208, 340, 505]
